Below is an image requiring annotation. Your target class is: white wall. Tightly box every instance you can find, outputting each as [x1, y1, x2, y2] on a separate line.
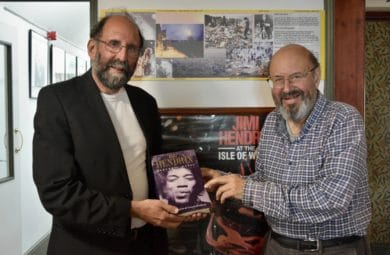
[0, 4, 89, 254]
[98, 0, 324, 108]
[0, 19, 22, 255]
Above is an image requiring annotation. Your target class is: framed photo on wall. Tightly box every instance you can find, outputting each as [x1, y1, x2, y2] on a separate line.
[29, 29, 49, 99]
[76, 56, 88, 76]
[50, 45, 65, 83]
[65, 52, 77, 80]
[0, 42, 14, 183]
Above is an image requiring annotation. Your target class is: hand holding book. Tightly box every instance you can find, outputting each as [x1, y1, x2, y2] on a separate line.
[130, 199, 184, 228]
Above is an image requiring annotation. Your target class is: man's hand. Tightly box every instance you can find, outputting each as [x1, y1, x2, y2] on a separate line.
[204, 174, 244, 204]
[182, 212, 209, 222]
[131, 199, 184, 228]
[201, 167, 222, 182]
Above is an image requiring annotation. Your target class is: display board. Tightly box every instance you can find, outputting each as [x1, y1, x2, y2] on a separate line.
[98, 9, 325, 81]
[159, 107, 273, 255]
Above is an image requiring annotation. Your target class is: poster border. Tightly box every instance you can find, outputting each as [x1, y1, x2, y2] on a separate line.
[159, 107, 274, 116]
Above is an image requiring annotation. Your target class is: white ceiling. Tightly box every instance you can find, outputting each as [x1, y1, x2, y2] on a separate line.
[2, 1, 90, 49]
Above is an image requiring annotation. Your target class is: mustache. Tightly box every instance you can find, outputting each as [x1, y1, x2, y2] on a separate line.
[280, 88, 303, 100]
[104, 59, 130, 73]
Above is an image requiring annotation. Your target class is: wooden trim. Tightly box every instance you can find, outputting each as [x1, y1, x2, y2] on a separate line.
[366, 12, 390, 20]
[324, 0, 335, 100]
[159, 107, 274, 115]
[334, 0, 365, 116]
[90, 0, 98, 27]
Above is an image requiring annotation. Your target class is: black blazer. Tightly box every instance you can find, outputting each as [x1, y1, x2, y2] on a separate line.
[33, 71, 166, 254]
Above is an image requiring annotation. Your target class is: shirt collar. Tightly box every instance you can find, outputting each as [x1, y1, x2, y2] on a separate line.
[301, 91, 327, 135]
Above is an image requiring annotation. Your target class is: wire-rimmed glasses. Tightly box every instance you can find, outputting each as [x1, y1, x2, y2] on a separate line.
[267, 65, 318, 88]
[94, 39, 141, 58]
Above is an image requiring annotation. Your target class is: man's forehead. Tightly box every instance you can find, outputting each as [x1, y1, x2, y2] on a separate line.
[102, 16, 135, 33]
[271, 50, 310, 68]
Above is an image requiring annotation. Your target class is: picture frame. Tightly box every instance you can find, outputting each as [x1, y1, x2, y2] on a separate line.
[65, 52, 77, 80]
[50, 45, 65, 83]
[0, 42, 14, 184]
[76, 56, 88, 76]
[86, 59, 91, 70]
[29, 29, 49, 99]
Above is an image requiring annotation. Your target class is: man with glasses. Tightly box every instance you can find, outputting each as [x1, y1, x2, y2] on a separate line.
[202, 44, 372, 254]
[33, 13, 204, 255]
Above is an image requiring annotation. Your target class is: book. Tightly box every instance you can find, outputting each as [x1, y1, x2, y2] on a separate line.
[151, 149, 211, 215]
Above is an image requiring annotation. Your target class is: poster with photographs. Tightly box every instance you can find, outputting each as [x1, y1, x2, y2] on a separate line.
[160, 108, 273, 255]
[100, 10, 323, 80]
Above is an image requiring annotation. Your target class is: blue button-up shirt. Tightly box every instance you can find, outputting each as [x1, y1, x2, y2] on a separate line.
[242, 92, 371, 240]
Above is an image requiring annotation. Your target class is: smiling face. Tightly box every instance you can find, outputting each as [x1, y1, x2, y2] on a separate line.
[88, 15, 142, 94]
[166, 167, 196, 204]
[269, 45, 320, 123]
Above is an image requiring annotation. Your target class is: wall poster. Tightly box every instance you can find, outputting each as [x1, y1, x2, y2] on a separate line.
[99, 9, 325, 81]
[160, 108, 273, 255]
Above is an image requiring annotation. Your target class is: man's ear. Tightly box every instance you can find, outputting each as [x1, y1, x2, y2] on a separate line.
[87, 39, 96, 59]
[314, 66, 321, 88]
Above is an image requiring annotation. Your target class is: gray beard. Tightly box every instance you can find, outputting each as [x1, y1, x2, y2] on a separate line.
[93, 54, 133, 90]
[280, 99, 312, 122]
[279, 90, 317, 122]
[96, 69, 128, 90]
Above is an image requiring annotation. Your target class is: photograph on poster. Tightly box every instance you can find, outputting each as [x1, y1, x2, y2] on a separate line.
[101, 10, 323, 81]
[129, 12, 158, 79]
[133, 40, 156, 78]
[204, 14, 253, 49]
[156, 24, 204, 59]
[254, 14, 274, 41]
[29, 30, 49, 98]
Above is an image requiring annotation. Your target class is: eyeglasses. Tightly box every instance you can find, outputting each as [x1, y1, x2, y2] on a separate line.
[94, 39, 141, 57]
[267, 65, 318, 89]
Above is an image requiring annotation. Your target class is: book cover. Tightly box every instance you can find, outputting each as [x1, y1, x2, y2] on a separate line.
[151, 149, 211, 215]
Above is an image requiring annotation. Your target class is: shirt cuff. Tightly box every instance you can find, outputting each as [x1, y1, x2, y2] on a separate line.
[242, 178, 265, 209]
